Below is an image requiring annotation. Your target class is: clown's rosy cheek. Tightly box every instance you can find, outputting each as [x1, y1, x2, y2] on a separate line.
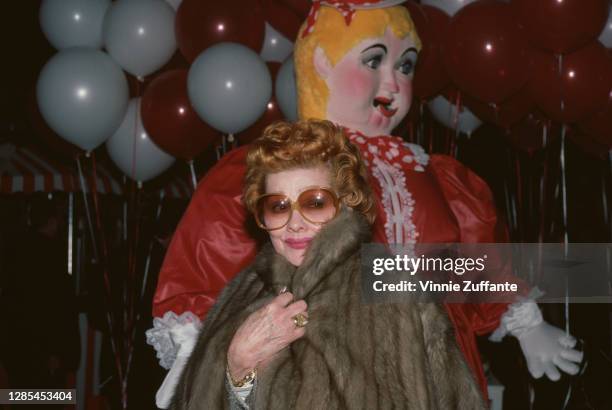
[334, 66, 374, 101]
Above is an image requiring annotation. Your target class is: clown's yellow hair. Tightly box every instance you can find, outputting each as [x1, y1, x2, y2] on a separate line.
[294, 6, 421, 121]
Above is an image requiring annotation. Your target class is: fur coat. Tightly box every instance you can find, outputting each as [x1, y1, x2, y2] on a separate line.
[171, 209, 486, 410]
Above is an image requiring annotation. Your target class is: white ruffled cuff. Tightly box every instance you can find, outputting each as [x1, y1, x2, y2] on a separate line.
[145, 311, 202, 370]
[489, 288, 544, 342]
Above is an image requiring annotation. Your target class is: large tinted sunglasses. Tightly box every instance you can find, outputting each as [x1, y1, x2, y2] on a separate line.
[254, 187, 340, 231]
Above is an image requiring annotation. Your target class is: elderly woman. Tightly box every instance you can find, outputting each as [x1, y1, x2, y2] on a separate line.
[170, 120, 485, 409]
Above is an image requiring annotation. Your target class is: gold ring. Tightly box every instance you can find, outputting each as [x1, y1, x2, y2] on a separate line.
[292, 313, 308, 328]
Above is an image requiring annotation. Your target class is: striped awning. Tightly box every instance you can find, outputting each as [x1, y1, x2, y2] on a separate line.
[0, 143, 122, 195]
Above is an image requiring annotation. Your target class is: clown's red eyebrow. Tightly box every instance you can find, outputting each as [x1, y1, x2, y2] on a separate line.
[361, 44, 387, 54]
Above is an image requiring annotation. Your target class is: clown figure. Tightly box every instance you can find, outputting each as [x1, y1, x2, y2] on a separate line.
[147, 1, 583, 408]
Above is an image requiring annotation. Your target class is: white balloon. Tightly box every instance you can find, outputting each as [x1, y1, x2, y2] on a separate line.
[188, 43, 272, 134]
[37, 48, 129, 151]
[260, 23, 294, 63]
[598, 6, 612, 48]
[275, 55, 298, 121]
[165, 0, 182, 11]
[40, 0, 110, 49]
[103, 0, 176, 78]
[421, 0, 476, 16]
[106, 98, 175, 183]
[427, 95, 482, 135]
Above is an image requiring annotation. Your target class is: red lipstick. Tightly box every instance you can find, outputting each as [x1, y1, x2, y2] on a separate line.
[285, 238, 313, 249]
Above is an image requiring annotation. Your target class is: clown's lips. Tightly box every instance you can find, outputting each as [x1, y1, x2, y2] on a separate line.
[373, 97, 398, 117]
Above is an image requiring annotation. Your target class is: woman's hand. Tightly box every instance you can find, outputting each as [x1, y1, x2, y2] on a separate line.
[227, 292, 307, 380]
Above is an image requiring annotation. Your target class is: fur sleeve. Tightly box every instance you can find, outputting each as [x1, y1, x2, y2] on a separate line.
[170, 266, 270, 410]
[419, 303, 487, 410]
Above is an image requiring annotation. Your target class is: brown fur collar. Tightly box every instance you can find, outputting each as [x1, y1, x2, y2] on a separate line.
[253, 207, 371, 299]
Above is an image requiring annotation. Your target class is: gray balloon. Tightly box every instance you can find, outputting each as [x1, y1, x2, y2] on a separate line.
[188, 42, 272, 134]
[40, 0, 110, 49]
[260, 23, 294, 63]
[106, 98, 175, 183]
[598, 7, 612, 48]
[103, 0, 176, 78]
[37, 47, 129, 151]
[275, 55, 298, 121]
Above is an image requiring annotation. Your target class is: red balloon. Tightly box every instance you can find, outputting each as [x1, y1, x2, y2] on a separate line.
[463, 87, 534, 129]
[259, 0, 303, 40]
[175, 0, 266, 62]
[239, 98, 284, 144]
[529, 43, 612, 123]
[278, 0, 311, 19]
[443, 1, 531, 103]
[407, 3, 450, 99]
[513, 0, 608, 54]
[141, 69, 219, 160]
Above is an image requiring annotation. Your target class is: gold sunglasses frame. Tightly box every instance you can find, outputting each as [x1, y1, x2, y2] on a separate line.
[254, 187, 340, 231]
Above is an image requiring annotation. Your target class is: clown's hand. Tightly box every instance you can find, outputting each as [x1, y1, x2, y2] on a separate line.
[489, 299, 583, 381]
[518, 321, 583, 380]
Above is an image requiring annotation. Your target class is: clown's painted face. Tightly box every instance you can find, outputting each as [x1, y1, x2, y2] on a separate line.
[314, 28, 417, 136]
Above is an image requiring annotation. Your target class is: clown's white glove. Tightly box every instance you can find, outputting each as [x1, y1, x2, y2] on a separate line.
[490, 299, 583, 381]
[145, 312, 202, 409]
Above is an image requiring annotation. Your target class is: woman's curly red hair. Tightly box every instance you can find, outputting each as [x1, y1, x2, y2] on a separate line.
[244, 120, 376, 224]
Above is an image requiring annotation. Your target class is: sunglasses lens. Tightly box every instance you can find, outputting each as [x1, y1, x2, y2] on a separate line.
[257, 195, 291, 230]
[297, 189, 337, 224]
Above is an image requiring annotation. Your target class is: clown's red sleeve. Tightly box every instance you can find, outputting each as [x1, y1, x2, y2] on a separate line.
[152, 146, 256, 321]
[429, 153, 516, 335]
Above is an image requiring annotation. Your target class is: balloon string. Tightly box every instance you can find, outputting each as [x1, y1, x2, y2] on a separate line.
[188, 160, 197, 191]
[454, 91, 462, 139]
[90, 152, 127, 404]
[76, 155, 98, 262]
[601, 161, 609, 229]
[608, 150, 612, 236]
[559, 125, 570, 337]
[558, 54, 565, 114]
[607, 150, 612, 297]
[76, 154, 124, 404]
[125, 190, 164, 391]
[67, 192, 73, 276]
[127, 184, 141, 345]
[515, 153, 523, 240]
[450, 91, 459, 134]
[560, 126, 569, 246]
[509, 150, 518, 237]
[538, 123, 549, 242]
[503, 170, 513, 239]
[130, 83, 141, 183]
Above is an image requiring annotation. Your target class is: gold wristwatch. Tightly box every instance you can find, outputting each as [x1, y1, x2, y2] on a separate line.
[228, 368, 257, 388]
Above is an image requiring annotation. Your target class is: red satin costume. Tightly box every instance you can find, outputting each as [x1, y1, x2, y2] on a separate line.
[152, 131, 510, 398]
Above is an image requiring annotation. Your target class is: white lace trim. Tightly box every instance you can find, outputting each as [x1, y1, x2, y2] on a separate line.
[371, 157, 419, 254]
[489, 288, 545, 342]
[401, 142, 430, 172]
[145, 311, 202, 370]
